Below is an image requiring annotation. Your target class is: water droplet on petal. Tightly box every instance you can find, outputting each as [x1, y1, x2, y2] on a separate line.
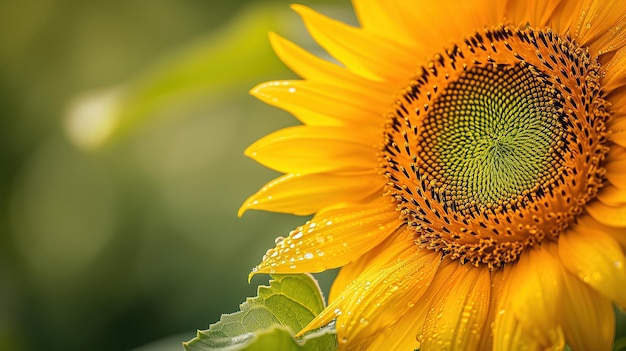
[339, 337, 348, 344]
[303, 252, 314, 259]
[292, 231, 303, 240]
[288, 87, 296, 93]
[274, 236, 285, 245]
[359, 318, 369, 325]
[334, 308, 343, 316]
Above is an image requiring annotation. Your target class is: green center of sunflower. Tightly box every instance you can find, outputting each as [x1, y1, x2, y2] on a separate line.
[383, 25, 610, 269]
[421, 64, 562, 214]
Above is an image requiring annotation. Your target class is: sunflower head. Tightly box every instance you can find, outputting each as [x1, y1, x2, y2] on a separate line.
[242, 1, 626, 350]
[385, 25, 611, 269]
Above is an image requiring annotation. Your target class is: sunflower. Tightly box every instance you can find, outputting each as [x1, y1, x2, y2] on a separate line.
[240, 0, 626, 350]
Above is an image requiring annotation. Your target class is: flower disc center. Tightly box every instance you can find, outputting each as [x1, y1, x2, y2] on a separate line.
[383, 26, 610, 268]
[422, 64, 562, 214]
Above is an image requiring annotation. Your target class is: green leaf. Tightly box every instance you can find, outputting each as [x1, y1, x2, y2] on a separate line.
[183, 274, 337, 351]
[614, 337, 626, 351]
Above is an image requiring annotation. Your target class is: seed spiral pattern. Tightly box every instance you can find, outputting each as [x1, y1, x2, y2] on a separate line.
[421, 64, 564, 214]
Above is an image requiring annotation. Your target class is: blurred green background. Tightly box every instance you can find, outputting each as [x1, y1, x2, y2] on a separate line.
[0, 1, 350, 350]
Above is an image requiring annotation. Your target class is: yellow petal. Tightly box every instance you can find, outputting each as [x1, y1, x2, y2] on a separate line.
[475, 268, 510, 351]
[363, 297, 428, 351]
[609, 118, 626, 148]
[390, 0, 505, 51]
[251, 80, 386, 127]
[292, 4, 414, 82]
[352, 0, 421, 47]
[329, 233, 396, 303]
[560, 267, 615, 351]
[331, 234, 435, 351]
[505, 0, 563, 28]
[419, 264, 491, 351]
[250, 197, 400, 276]
[603, 46, 626, 91]
[554, 0, 626, 57]
[605, 152, 626, 189]
[245, 125, 378, 174]
[559, 222, 626, 307]
[494, 247, 565, 350]
[586, 200, 626, 227]
[577, 213, 626, 251]
[267, 33, 391, 97]
[597, 184, 626, 206]
[359, 258, 458, 351]
[239, 172, 383, 216]
[299, 231, 442, 346]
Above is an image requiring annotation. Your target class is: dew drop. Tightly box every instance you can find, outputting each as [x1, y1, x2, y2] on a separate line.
[274, 236, 285, 245]
[288, 87, 296, 93]
[340, 337, 348, 344]
[315, 235, 325, 243]
[325, 220, 333, 226]
[303, 252, 314, 259]
[316, 250, 325, 257]
[407, 302, 415, 308]
[585, 22, 592, 29]
[292, 231, 303, 240]
[334, 308, 343, 316]
[615, 260, 623, 269]
[359, 318, 369, 325]
[289, 264, 297, 269]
